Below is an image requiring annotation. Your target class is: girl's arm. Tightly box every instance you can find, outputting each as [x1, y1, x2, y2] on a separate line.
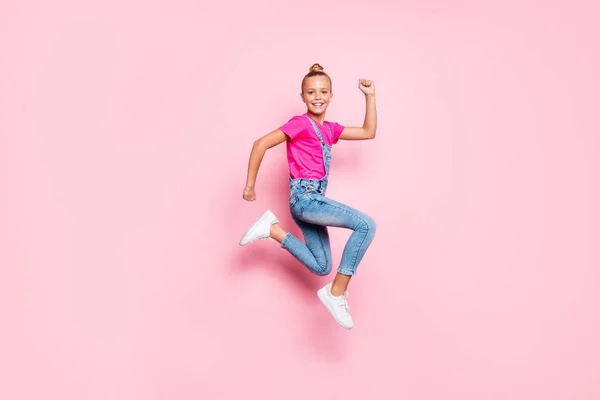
[338, 79, 377, 140]
[243, 129, 288, 201]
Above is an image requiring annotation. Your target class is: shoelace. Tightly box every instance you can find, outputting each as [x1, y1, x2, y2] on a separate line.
[337, 295, 351, 316]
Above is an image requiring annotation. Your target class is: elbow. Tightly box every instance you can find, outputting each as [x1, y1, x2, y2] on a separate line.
[361, 125, 376, 140]
[253, 139, 267, 152]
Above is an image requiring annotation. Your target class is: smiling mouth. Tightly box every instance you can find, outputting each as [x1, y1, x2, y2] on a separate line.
[312, 103, 324, 106]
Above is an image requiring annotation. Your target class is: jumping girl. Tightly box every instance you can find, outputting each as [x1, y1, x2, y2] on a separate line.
[239, 63, 377, 329]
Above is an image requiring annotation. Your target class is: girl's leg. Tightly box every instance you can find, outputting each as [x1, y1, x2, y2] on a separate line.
[296, 195, 377, 294]
[331, 273, 352, 297]
[274, 216, 333, 276]
[239, 209, 332, 275]
[271, 217, 354, 329]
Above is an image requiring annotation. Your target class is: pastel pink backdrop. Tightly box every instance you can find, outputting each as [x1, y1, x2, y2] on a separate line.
[1, 1, 598, 399]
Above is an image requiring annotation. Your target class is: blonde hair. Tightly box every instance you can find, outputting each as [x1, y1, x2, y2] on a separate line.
[302, 63, 332, 92]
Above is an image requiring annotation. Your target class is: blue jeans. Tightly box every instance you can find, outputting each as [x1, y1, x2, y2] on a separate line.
[281, 179, 376, 276]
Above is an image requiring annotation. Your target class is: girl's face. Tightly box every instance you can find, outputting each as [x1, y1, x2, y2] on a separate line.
[301, 76, 332, 116]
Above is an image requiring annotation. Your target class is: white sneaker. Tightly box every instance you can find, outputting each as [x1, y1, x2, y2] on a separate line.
[317, 282, 354, 329]
[239, 209, 279, 246]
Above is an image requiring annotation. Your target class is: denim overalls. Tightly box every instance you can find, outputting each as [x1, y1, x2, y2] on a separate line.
[282, 115, 376, 276]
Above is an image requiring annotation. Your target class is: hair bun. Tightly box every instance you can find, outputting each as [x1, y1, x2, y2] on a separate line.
[309, 63, 324, 73]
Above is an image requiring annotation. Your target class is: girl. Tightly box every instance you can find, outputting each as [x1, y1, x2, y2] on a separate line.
[239, 63, 377, 329]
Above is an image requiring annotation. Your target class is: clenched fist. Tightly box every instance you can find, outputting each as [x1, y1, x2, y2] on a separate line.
[359, 79, 375, 96]
[243, 186, 256, 201]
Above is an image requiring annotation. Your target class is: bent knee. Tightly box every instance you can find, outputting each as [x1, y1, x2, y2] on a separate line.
[368, 216, 377, 233]
[358, 215, 377, 235]
[312, 261, 332, 276]
[313, 266, 332, 276]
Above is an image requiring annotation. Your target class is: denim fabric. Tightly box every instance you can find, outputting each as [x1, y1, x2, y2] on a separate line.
[280, 116, 376, 276]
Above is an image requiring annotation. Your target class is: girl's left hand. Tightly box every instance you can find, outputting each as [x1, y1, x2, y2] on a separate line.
[359, 79, 375, 95]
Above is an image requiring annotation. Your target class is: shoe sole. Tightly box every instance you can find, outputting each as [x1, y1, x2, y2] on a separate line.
[317, 288, 353, 330]
[239, 210, 273, 246]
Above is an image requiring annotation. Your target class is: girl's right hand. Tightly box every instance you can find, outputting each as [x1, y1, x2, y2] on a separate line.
[243, 187, 256, 201]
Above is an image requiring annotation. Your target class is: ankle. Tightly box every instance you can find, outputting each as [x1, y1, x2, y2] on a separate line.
[269, 223, 287, 243]
[269, 223, 280, 237]
[330, 285, 345, 297]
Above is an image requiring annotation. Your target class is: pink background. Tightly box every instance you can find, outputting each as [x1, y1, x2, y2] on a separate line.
[1, 1, 599, 399]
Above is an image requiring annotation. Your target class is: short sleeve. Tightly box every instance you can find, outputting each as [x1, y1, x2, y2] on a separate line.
[327, 121, 345, 144]
[280, 116, 305, 141]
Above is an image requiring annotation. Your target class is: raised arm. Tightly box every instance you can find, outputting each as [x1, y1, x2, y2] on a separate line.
[338, 79, 377, 140]
[243, 129, 288, 201]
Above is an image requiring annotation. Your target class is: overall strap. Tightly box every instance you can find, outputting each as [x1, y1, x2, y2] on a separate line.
[304, 115, 329, 145]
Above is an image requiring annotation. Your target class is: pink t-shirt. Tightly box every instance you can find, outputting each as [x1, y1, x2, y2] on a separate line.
[280, 114, 345, 180]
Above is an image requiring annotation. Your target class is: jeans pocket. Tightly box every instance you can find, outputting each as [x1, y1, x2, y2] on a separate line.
[290, 193, 307, 216]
